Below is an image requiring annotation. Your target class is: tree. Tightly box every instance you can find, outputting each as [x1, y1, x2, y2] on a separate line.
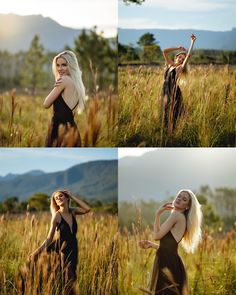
[74, 28, 117, 92]
[137, 33, 156, 47]
[28, 193, 49, 211]
[137, 33, 162, 63]
[123, 0, 145, 4]
[118, 43, 139, 63]
[2, 197, 19, 213]
[20, 35, 47, 96]
[140, 45, 162, 64]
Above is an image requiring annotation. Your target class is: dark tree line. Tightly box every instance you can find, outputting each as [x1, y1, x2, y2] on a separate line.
[0, 28, 117, 94]
[119, 32, 236, 65]
[0, 194, 117, 214]
[119, 187, 236, 233]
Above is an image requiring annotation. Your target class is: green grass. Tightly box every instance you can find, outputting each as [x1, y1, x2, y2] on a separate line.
[0, 212, 118, 295]
[118, 65, 236, 147]
[0, 90, 117, 147]
[118, 226, 236, 294]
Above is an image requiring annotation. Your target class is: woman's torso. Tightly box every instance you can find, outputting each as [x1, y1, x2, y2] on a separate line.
[159, 211, 187, 253]
[56, 211, 78, 254]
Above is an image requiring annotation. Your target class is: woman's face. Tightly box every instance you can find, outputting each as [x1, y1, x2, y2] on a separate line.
[54, 192, 68, 207]
[175, 53, 186, 65]
[173, 191, 190, 210]
[56, 57, 69, 76]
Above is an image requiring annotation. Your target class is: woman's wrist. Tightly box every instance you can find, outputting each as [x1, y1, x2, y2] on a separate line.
[156, 209, 163, 216]
[152, 243, 158, 249]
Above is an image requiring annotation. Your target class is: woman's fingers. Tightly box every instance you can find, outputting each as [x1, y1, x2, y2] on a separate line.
[191, 34, 196, 41]
[54, 77, 62, 87]
[139, 240, 150, 249]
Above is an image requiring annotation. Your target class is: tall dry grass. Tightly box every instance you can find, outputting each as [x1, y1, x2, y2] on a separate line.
[0, 89, 117, 147]
[0, 212, 118, 295]
[118, 224, 236, 295]
[118, 65, 236, 147]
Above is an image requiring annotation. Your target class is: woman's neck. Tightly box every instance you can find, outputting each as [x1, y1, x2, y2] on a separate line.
[59, 206, 70, 213]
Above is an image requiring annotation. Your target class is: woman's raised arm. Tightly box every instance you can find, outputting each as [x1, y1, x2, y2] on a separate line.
[181, 34, 196, 70]
[163, 47, 186, 66]
[70, 194, 91, 215]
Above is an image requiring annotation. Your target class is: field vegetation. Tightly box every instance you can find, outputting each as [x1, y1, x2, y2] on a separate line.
[118, 65, 236, 147]
[0, 212, 118, 295]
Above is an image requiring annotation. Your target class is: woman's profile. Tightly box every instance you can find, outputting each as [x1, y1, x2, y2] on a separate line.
[139, 189, 202, 295]
[44, 51, 86, 147]
[161, 34, 196, 134]
[29, 190, 90, 295]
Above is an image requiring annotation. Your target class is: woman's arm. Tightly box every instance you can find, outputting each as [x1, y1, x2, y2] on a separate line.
[139, 240, 159, 250]
[29, 213, 59, 261]
[70, 194, 91, 215]
[43, 76, 67, 109]
[163, 46, 186, 66]
[153, 202, 178, 240]
[180, 34, 196, 70]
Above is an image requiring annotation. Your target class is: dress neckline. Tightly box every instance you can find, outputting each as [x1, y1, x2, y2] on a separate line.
[59, 211, 74, 234]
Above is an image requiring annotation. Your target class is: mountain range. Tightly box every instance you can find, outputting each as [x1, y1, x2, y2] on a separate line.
[0, 160, 117, 202]
[118, 28, 236, 50]
[0, 14, 82, 52]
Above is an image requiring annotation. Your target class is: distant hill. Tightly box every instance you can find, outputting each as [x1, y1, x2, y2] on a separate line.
[118, 28, 236, 50]
[0, 170, 45, 182]
[0, 14, 82, 52]
[0, 160, 117, 202]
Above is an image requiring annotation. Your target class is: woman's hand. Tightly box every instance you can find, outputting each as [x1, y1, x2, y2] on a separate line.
[54, 76, 62, 87]
[139, 240, 157, 249]
[156, 202, 174, 215]
[178, 46, 186, 51]
[191, 34, 197, 42]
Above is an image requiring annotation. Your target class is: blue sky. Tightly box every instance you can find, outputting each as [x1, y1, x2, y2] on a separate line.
[0, 148, 117, 176]
[119, 0, 236, 31]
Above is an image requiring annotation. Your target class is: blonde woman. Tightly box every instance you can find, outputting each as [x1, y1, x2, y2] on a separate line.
[44, 51, 86, 147]
[139, 189, 202, 295]
[161, 34, 196, 132]
[29, 190, 90, 295]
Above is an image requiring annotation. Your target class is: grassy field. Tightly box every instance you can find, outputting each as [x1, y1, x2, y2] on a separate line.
[118, 65, 236, 147]
[0, 212, 118, 295]
[0, 90, 117, 147]
[118, 225, 236, 295]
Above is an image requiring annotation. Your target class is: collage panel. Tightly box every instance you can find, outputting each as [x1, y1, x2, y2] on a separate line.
[118, 0, 236, 147]
[118, 148, 236, 294]
[0, 148, 118, 295]
[0, 0, 117, 147]
[0, 0, 236, 295]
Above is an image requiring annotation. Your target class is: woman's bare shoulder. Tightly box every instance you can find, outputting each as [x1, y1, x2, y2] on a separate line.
[51, 211, 61, 224]
[172, 210, 186, 220]
[61, 75, 73, 85]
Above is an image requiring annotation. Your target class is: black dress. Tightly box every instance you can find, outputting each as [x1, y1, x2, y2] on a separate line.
[45, 93, 81, 147]
[148, 231, 188, 295]
[161, 66, 184, 131]
[47, 211, 78, 282]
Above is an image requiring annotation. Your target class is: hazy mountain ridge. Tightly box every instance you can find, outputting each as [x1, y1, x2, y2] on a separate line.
[118, 150, 236, 201]
[118, 28, 236, 50]
[0, 160, 117, 202]
[0, 14, 82, 52]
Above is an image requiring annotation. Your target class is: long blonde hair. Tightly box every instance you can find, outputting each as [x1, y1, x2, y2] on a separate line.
[178, 189, 202, 253]
[50, 190, 71, 216]
[52, 50, 86, 112]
